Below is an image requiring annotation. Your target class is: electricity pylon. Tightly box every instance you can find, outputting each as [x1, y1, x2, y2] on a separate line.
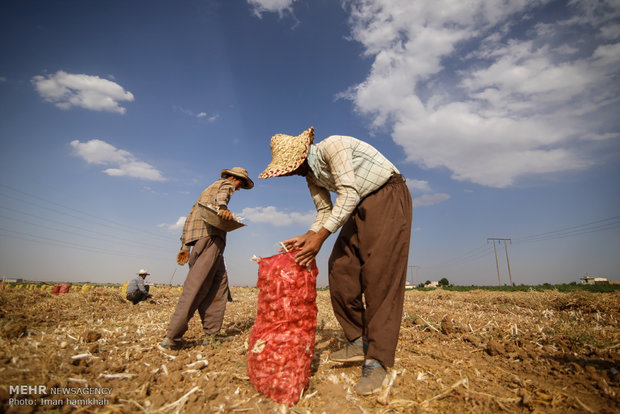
[487, 238, 513, 286]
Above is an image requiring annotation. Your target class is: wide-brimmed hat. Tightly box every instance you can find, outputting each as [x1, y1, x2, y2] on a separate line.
[221, 167, 254, 189]
[137, 269, 150, 276]
[258, 127, 314, 179]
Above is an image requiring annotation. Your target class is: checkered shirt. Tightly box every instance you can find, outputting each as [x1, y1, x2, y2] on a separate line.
[305, 135, 399, 233]
[180, 179, 235, 250]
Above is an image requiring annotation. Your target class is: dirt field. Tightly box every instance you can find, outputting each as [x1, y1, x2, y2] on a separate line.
[1, 286, 618, 413]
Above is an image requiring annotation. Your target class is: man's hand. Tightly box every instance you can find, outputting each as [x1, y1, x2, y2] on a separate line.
[218, 209, 234, 221]
[280, 233, 312, 252]
[177, 251, 189, 266]
[283, 228, 331, 267]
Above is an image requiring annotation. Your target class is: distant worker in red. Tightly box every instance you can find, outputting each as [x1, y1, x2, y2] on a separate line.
[259, 127, 412, 395]
[159, 167, 253, 350]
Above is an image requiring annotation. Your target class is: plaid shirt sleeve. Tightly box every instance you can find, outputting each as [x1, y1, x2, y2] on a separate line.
[307, 177, 333, 233]
[322, 138, 361, 232]
[179, 179, 235, 251]
[180, 207, 195, 251]
[306, 136, 398, 233]
[215, 180, 235, 208]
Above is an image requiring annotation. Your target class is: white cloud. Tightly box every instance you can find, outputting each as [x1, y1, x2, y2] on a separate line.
[158, 216, 186, 233]
[70, 139, 165, 181]
[32, 71, 134, 114]
[142, 186, 168, 196]
[407, 179, 431, 193]
[241, 206, 314, 227]
[583, 132, 620, 141]
[247, 0, 297, 17]
[175, 106, 219, 122]
[413, 193, 451, 207]
[344, 0, 620, 188]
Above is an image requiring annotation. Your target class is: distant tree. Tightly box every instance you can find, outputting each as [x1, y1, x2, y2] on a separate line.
[424, 280, 431, 286]
[438, 278, 450, 287]
[417, 283, 425, 289]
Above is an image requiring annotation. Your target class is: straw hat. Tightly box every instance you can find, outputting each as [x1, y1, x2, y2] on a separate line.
[221, 167, 254, 189]
[137, 269, 150, 276]
[258, 127, 314, 179]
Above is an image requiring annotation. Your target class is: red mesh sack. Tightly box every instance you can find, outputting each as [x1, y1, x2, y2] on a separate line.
[247, 250, 318, 405]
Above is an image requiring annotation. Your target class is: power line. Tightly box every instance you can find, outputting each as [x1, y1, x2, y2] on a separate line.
[0, 208, 172, 251]
[0, 214, 172, 251]
[514, 215, 620, 244]
[0, 206, 171, 248]
[0, 184, 175, 242]
[422, 214, 619, 271]
[0, 227, 167, 260]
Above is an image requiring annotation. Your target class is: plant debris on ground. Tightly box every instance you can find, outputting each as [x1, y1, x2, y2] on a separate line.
[0, 286, 618, 413]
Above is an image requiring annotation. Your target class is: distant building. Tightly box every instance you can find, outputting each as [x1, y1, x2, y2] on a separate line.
[2, 277, 22, 284]
[579, 274, 608, 285]
[425, 281, 439, 289]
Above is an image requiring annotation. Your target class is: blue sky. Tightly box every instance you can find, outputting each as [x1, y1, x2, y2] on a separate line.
[0, 0, 618, 287]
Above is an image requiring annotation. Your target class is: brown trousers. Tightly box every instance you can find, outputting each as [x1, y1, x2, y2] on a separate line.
[166, 236, 230, 340]
[328, 174, 412, 368]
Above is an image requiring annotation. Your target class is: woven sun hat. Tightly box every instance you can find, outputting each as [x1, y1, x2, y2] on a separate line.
[137, 269, 150, 276]
[221, 167, 254, 189]
[258, 126, 314, 178]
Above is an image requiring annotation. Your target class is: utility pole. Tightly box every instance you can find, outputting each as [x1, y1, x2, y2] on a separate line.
[489, 239, 501, 286]
[169, 268, 177, 286]
[487, 238, 513, 286]
[408, 265, 419, 286]
[503, 240, 513, 286]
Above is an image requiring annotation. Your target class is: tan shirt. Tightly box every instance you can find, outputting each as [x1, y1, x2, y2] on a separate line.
[305, 135, 399, 233]
[180, 179, 235, 251]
